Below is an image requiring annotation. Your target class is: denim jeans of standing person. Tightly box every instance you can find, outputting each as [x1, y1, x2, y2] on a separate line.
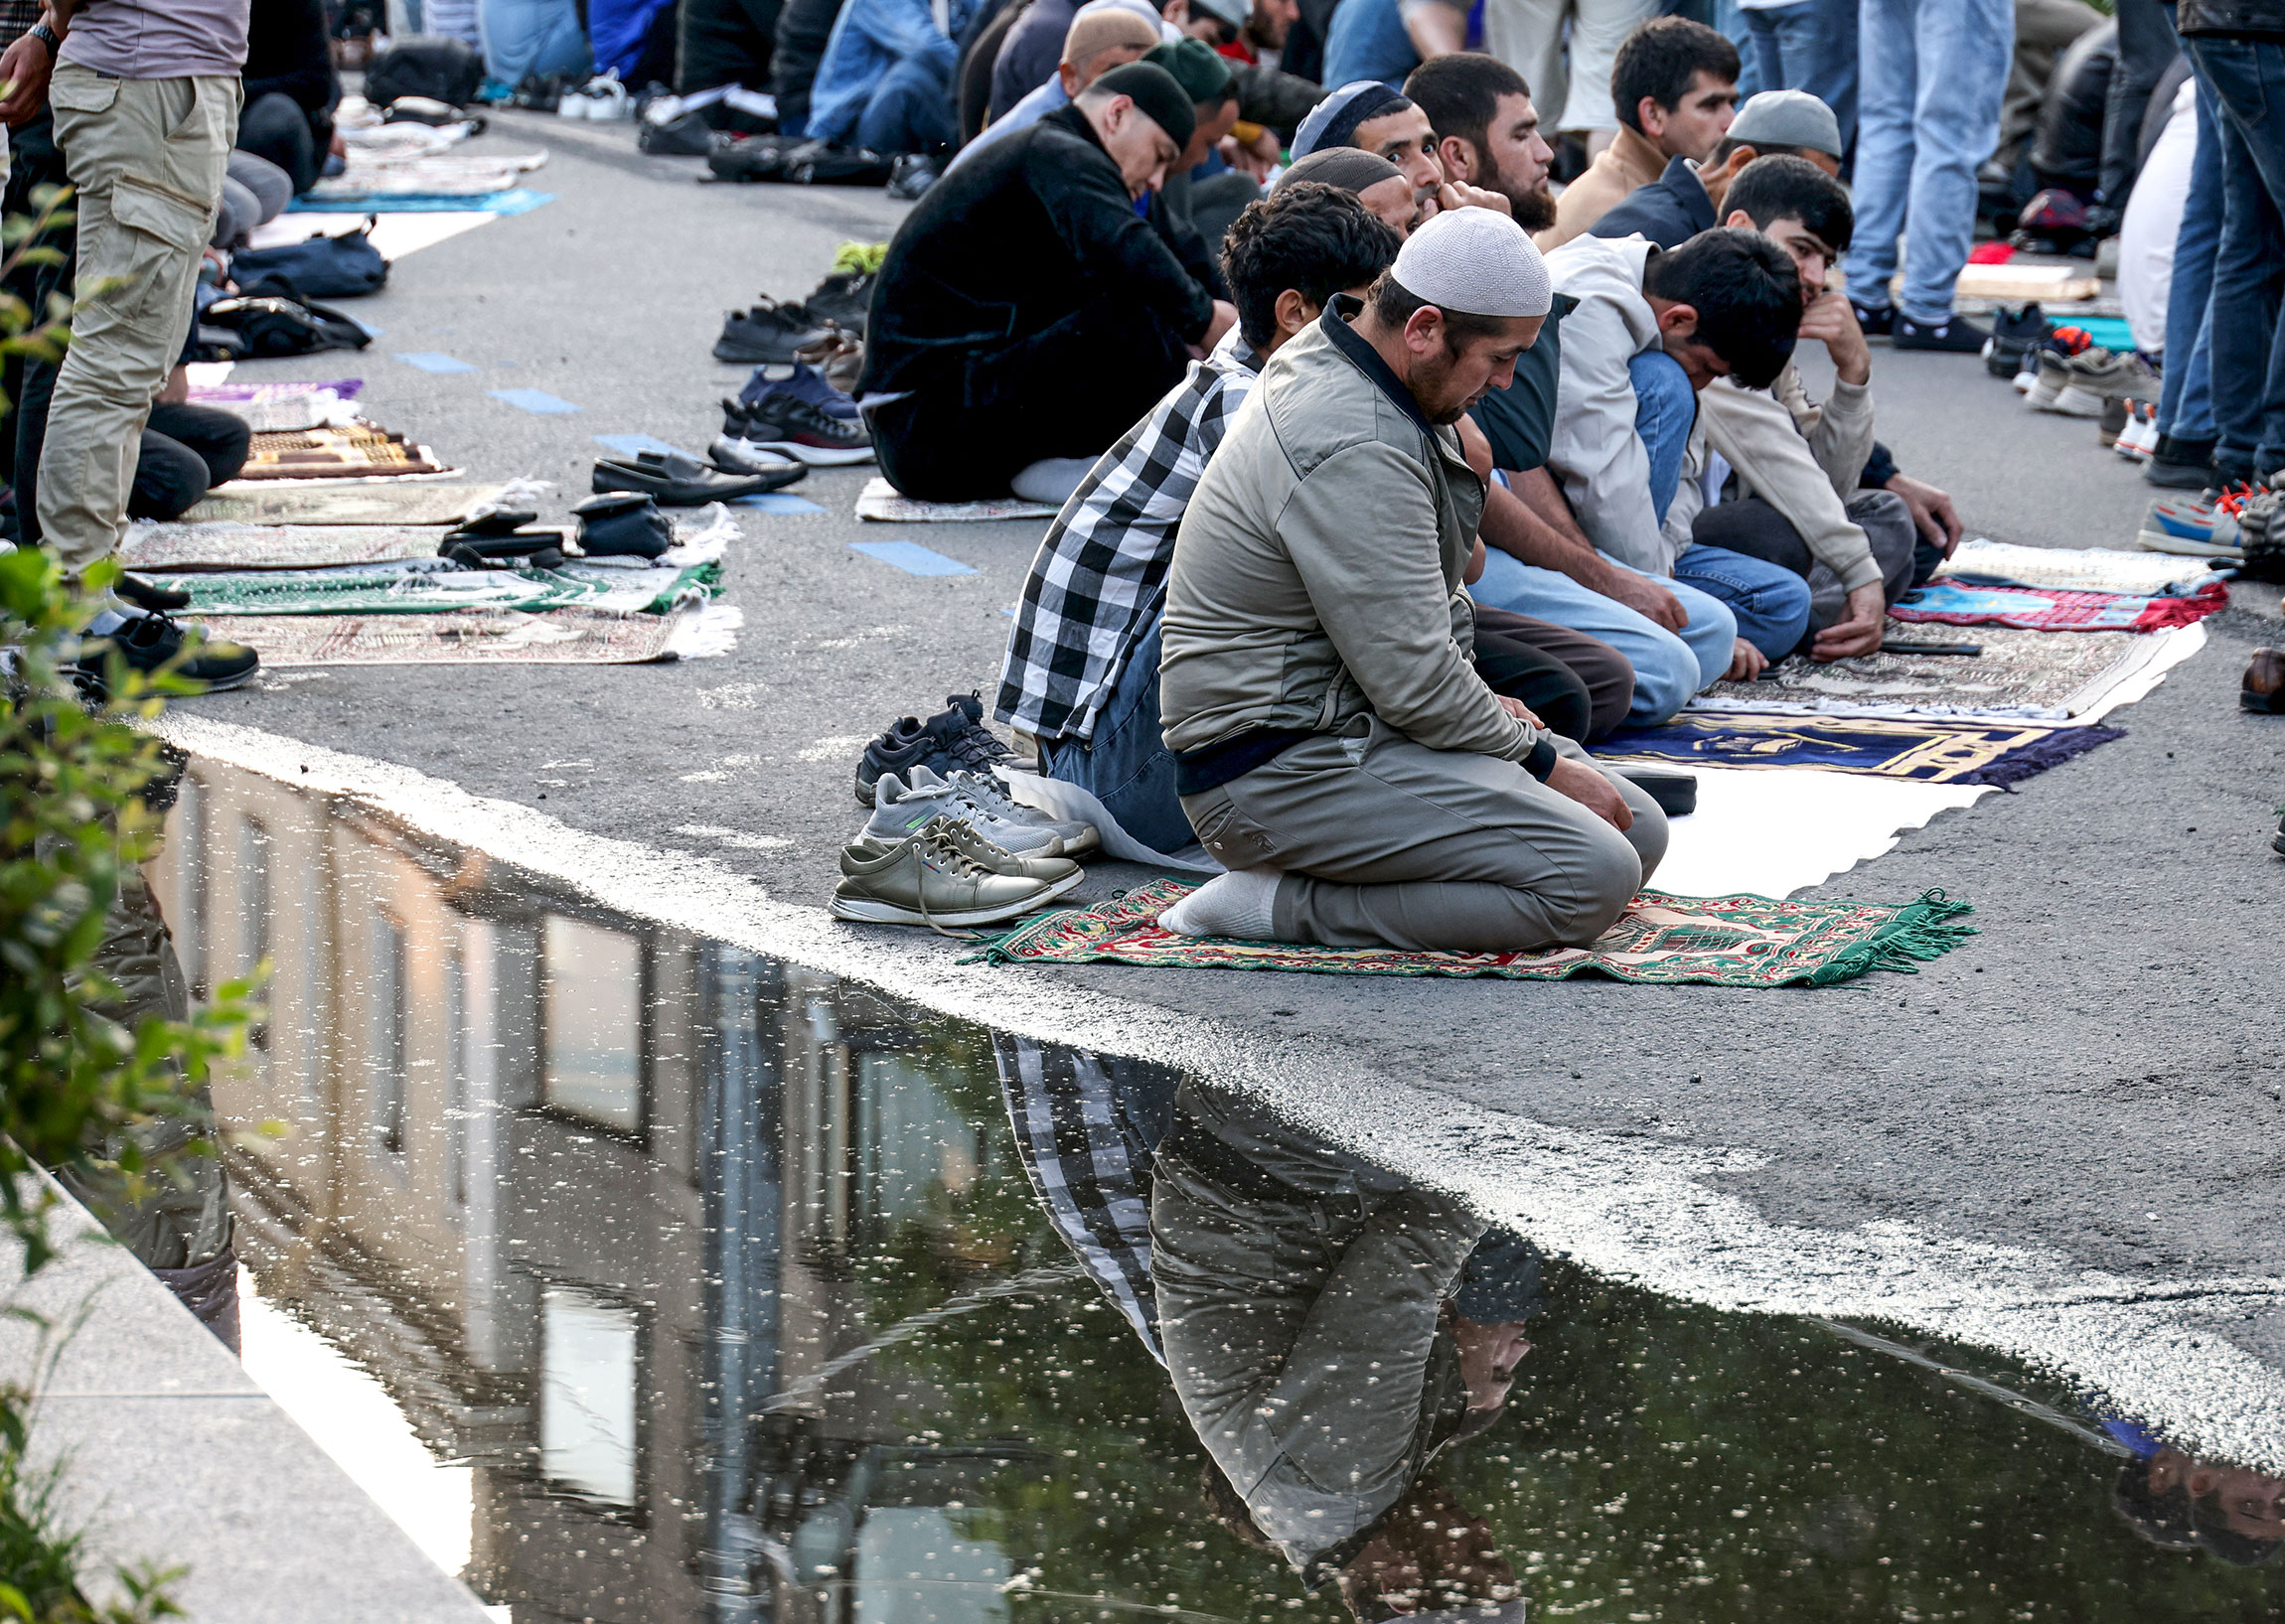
[2098, 0, 2179, 210]
[1744, 0, 1860, 153]
[2180, 34, 2285, 481]
[1845, 0, 2014, 325]
[855, 54, 958, 153]
[2156, 67, 2223, 448]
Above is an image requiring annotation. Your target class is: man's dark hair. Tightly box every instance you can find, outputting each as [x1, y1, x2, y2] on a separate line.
[1366, 269, 1514, 355]
[1725, 153, 1854, 252]
[1611, 17, 1740, 134]
[1641, 227, 1800, 389]
[1403, 52, 1530, 159]
[1221, 183, 1404, 349]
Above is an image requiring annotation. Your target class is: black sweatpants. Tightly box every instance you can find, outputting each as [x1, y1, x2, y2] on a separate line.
[870, 297, 1192, 501]
[130, 404, 253, 522]
[680, 0, 783, 90]
[1471, 605, 1635, 744]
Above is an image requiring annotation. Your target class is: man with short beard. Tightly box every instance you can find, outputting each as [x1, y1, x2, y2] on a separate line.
[1403, 52, 1557, 230]
[1156, 208, 1667, 953]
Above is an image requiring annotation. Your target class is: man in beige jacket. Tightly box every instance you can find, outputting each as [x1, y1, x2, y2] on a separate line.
[1542, 16, 1739, 249]
[1156, 209, 1665, 953]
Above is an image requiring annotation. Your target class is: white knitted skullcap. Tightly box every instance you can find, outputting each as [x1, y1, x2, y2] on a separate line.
[1390, 207, 1552, 319]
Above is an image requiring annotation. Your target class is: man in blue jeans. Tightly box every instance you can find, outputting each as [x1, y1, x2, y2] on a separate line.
[1739, 0, 1858, 155]
[2146, 61, 2225, 491]
[1843, 0, 2012, 352]
[1540, 226, 1815, 667]
[2176, 3, 2285, 489]
[806, 0, 976, 154]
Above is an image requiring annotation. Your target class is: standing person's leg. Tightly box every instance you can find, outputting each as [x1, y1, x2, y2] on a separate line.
[1561, 0, 1663, 137]
[1752, 0, 1859, 150]
[1480, 0, 1570, 147]
[1893, 0, 2013, 330]
[1847, 0, 1918, 321]
[1745, 7, 1788, 102]
[38, 70, 240, 583]
[2191, 40, 2285, 478]
[2097, 0, 2178, 213]
[1174, 728, 1666, 952]
[2154, 66, 2223, 455]
[1670, 540, 1814, 660]
[1467, 546, 1737, 722]
[2184, 37, 2285, 487]
[1, 109, 73, 549]
[1037, 618, 1193, 854]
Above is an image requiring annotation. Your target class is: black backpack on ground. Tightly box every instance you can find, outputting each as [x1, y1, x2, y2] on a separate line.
[364, 37, 485, 108]
[202, 294, 374, 358]
[229, 223, 389, 299]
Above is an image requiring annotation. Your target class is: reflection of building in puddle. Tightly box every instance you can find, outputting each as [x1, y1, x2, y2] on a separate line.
[151, 759, 1064, 1624]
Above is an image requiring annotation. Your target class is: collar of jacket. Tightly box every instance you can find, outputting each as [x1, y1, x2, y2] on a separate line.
[1608, 123, 1669, 189]
[1659, 153, 1715, 233]
[1318, 293, 1438, 437]
[1042, 100, 1111, 159]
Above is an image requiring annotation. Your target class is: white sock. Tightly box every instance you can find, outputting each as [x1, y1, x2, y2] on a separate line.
[1158, 869, 1281, 940]
[1009, 457, 1095, 506]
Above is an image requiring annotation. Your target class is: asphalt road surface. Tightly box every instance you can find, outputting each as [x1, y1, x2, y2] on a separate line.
[187, 113, 2285, 1414]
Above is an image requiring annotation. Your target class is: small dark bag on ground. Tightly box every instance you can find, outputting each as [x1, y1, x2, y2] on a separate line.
[364, 37, 486, 107]
[202, 294, 374, 358]
[230, 224, 389, 299]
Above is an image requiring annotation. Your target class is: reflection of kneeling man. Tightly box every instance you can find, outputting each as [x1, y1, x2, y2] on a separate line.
[1155, 208, 1666, 953]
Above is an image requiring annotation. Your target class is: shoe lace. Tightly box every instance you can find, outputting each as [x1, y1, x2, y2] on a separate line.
[948, 768, 1019, 817]
[2214, 483, 2257, 517]
[943, 721, 1013, 772]
[911, 816, 994, 940]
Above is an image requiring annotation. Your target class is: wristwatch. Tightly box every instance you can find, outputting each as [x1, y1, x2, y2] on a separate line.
[27, 22, 61, 55]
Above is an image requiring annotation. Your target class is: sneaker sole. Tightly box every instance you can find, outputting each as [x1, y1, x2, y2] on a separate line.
[2025, 380, 2063, 407]
[2047, 385, 2108, 417]
[2136, 526, 2243, 557]
[829, 867, 1082, 927]
[745, 437, 875, 467]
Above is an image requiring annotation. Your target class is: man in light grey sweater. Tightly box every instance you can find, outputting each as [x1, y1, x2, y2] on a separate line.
[1156, 208, 1666, 953]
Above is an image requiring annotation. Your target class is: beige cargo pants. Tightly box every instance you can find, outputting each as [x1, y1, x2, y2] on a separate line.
[38, 65, 238, 578]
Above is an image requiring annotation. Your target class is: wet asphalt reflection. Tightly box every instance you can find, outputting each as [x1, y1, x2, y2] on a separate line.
[154, 756, 2284, 1622]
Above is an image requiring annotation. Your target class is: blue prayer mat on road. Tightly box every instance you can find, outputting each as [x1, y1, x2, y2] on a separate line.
[849, 539, 976, 575]
[395, 352, 475, 373]
[1594, 712, 2126, 787]
[290, 189, 555, 215]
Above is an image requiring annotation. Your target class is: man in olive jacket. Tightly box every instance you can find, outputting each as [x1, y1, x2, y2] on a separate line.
[1156, 208, 1666, 954]
[859, 61, 1240, 501]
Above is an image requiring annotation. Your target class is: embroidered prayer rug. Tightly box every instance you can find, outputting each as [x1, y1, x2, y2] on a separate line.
[855, 478, 1052, 521]
[121, 523, 444, 570]
[182, 483, 507, 525]
[155, 557, 721, 617]
[236, 424, 452, 481]
[1697, 624, 2189, 720]
[1890, 579, 2228, 632]
[1934, 538, 2226, 596]
[974, 877, 1976, 987]
[1594, 712, 2125, 786]
[220, 605, 698, 665]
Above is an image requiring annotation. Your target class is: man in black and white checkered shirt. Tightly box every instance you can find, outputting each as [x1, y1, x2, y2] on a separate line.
[995, 184, 1407, 853]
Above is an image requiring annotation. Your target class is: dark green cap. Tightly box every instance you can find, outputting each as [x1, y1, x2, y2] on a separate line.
[1092, 61, 1198, 151]
[1143, 37, 1236, 106]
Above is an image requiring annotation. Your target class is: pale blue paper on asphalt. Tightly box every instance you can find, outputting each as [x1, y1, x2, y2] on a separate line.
[594, 434, 687, 457]
[490, 388, 581, 414]
[290, 189, 556, 215]
[849, 540, 976, 576]
[738, 493, 827, 515]
[396, 352, 475, 373]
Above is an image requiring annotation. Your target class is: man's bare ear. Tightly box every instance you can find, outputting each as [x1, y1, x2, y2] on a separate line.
[1402, 302, 1446, 352]
[1435, 132, 1472, 182]
[1273, 287, 1312, 337]
[1657, 301, 1701, 341]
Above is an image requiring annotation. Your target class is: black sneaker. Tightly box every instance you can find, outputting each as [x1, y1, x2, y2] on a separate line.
[2144, 435, 2217, 490]
[1982, 302, 2050, 378]
[803, 270, 874, 335]
[853, 692, 1016, 806]
[1851, 299, 1894, 337]
[712, 297, 832, 364]
[736, 386, 875, 466]
[75, 612, 259, 697]
[115, 573, 191, 612]
[1895, 314, 1992, 354]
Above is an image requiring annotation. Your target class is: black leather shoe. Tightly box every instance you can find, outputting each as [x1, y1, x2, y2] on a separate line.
[591, 448, 792, 505]
[573, 493, 676, 559]
[115, 573, 192, 613]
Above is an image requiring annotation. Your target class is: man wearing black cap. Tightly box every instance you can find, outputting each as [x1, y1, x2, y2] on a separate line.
[859, 61, 1240, 502]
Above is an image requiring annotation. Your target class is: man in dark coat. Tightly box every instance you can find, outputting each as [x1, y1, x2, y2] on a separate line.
[859, 61, 1240, 500]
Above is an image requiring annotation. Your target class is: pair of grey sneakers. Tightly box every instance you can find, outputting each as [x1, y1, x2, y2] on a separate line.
[830, 767, 1099, 929]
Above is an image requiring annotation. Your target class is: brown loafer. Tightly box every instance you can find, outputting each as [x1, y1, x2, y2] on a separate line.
[2243, 648, 2285, 713]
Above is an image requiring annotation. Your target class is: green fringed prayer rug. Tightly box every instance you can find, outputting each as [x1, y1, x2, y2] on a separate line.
[152, 558, 721, 617]
[975, 878, 1976, 987]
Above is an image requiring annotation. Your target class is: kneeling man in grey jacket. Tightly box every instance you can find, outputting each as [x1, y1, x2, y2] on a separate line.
[1156, 208, 1667, 953]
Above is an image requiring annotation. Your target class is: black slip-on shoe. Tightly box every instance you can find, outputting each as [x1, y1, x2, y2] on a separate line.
[706, 437, 809, 487]
[573, 492, 677, 558]
[1852, 299, 1895, 337]
[1894, 314, 1993, 354]
[591, 449, 790, 505]
[75, 612, 259, 697]
[711, 297, 831, 364]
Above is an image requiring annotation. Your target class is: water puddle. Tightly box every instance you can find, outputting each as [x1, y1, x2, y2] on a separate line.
[150, 757, 2284, 1620]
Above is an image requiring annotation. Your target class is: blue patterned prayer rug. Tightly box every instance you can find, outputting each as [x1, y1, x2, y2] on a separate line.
[1593, 712, 2125, 787]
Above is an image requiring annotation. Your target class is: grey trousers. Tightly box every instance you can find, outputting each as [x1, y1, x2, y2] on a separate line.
[1179, 723, 1667, 954]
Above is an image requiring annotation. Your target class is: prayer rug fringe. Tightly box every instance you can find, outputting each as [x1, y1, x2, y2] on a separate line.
[968, 877, 1977, 988]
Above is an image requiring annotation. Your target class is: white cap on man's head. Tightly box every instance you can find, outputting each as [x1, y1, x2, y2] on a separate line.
[1390, 208, 1552, 319]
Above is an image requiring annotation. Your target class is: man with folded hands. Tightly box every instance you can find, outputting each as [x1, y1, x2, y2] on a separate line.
[1154, 208, 1667, 953]
[859, 60, 1240, 504]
